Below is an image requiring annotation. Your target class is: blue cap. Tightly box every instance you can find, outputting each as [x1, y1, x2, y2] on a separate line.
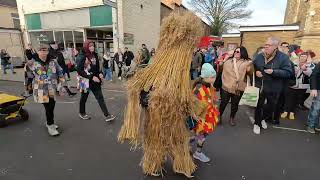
[200, 63, 216, 78]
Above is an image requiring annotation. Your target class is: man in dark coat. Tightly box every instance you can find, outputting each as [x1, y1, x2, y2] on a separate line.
[124, 47, 134, 66]
[253, 37, 293, 135]
[141, 44, 150, 64]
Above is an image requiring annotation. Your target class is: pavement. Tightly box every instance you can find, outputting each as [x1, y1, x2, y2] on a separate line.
[0, 79, 319, 180]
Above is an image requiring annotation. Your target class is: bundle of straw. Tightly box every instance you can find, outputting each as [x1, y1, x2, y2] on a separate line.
[118, 12, 204, 176]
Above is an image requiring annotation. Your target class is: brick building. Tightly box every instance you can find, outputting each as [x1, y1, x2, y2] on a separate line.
[284, 0, 320, 57]
[222, 25, 299, 57]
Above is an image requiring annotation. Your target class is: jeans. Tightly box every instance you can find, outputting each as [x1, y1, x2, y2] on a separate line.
[42, 98, 56, 125]
[190, 69, 199, 80]
[307, 91, 320, 128]
[2, 64, 14, 73]
[255, 91, 281, 126]
[63, 67, 70, 79]
[118, 63, 123, 77]
[219, 89, 243, 119]
[79, 88, 110, 117]
[103, 68, 112, 81]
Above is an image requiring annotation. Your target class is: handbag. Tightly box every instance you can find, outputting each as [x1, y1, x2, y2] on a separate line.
[239, 73, 260, 107]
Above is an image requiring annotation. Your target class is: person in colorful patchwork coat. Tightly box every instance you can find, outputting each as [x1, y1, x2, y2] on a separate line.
[29, 43, 67, 136]
[191, 63, 219, 163]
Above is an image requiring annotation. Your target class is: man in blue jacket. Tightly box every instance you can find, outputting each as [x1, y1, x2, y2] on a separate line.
[253, 37, 293, 135]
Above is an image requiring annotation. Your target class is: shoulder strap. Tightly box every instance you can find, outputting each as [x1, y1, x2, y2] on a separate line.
[233, 58, 240, 81]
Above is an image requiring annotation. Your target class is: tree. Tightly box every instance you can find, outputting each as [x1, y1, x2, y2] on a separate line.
[189, 0, 252, 36]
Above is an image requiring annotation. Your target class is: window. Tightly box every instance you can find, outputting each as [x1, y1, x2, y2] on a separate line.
[54, 31, 64, 45]
[29, 31, 54, 49]
[73, 31, 84, 49]
[11, 13, 20, 29]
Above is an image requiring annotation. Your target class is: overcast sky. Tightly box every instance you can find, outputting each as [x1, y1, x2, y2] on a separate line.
[182, 0, 288, 31]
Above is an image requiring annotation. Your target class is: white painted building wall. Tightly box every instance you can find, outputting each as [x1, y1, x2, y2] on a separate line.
[16, 0, 161, 52]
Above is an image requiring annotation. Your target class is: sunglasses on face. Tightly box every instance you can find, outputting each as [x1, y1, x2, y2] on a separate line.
[282, 45, 289, 48]
[235, 50, 240, 53]
[38, 48, 48, 52]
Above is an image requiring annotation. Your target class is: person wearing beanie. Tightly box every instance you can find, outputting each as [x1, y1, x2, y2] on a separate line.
[28, 43, 67, 136]
[190, 63, 219, 163]
[219, 46, 253, 126]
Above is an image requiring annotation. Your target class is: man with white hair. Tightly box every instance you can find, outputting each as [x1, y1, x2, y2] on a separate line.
[253, 37, 293, 135]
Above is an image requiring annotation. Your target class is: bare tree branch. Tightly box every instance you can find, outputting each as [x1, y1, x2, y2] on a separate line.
[189, 0, 252, 35]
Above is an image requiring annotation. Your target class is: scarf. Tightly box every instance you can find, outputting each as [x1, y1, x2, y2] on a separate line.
[263, 49, 278, 64]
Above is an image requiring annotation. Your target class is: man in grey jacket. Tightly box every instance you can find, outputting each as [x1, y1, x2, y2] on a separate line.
[191, 48, 202, 80]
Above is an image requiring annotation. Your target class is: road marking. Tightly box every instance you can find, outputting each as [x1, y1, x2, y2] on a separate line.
[56, 101, 76, 104]
[272, 126, 308, 133]
[105, 89, 125, 93]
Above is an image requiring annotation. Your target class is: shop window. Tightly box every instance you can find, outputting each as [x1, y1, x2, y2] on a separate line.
[29, 31, 54, 49]
[54, 31, 64, 45]
[64, 31, 73, 47]
[74, 31, 84, 49]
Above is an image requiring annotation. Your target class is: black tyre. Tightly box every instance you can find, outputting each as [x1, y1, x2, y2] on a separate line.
[19, 109, 29, 121]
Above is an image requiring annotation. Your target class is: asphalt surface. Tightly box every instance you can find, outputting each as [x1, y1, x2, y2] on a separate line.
[0, 80, 319, 180]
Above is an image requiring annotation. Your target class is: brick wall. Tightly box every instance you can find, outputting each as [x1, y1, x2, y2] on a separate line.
[241, 31, 297, 58]
[223, 37, 241, 48]
[299, 36, 320, 58]
[284, 0, 299, 24]
[121, 0, 160, 53]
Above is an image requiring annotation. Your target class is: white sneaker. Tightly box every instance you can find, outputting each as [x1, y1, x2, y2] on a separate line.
[105, 114, 116, 122]
[47, 125, 59, 136]
[46, 123, 58, 129]
[253, 125, 261, 135]
[118, 77, 122, 80]
[79, 114, 91, 120]
[261, 120, 268, 130]
[193, 151, 210, 163]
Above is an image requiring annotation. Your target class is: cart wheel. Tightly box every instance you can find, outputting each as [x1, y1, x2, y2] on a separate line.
[19, 109, 29, 121]
[0, 115, 7, 127]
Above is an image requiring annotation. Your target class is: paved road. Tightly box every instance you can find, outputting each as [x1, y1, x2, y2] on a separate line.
[0, 80, 319, 180]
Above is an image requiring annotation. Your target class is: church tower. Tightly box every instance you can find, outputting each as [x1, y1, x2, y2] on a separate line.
[284, 0, 320, 57]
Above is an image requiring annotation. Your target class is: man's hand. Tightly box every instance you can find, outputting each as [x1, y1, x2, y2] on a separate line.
[92, 76, 100, 83]
[256, 71, 263, 78]
[301, 65, 307, 71]
[311, 90, 318, 97]
[99, 73, 104, 79]
[264, 69, 273, 74]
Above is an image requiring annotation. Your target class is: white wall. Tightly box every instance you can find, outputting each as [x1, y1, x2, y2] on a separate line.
[121, 0, 161, 53]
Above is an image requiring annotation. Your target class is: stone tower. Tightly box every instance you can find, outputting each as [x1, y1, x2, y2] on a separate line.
[284, 0, 320, 57]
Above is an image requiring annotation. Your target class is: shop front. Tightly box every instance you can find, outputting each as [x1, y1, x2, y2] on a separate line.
[25, 5, 114, 54]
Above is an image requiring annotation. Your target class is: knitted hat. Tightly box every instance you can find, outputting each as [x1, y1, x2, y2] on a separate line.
[200, 63, 216, 78]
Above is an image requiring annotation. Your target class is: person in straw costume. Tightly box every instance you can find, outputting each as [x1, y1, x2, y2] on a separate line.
[118, 12, 204, 178]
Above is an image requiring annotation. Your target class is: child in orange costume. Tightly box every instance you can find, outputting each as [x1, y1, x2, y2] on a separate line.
[191, 63, 219, 163]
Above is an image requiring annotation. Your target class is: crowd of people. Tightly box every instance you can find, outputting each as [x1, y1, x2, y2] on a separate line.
[190, 36, 320, 137]
[3, 33, 320, 178]
[19, 40, 155, 136]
